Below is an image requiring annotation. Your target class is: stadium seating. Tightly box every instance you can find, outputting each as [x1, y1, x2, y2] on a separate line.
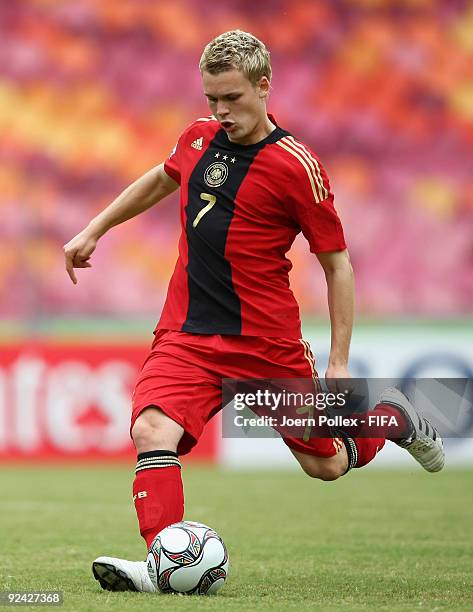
[2, 0, 472, 316]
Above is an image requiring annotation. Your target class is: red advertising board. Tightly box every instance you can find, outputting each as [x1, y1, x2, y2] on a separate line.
[0, 343, 218, 463]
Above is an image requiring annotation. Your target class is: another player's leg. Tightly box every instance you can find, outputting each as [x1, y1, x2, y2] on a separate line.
[93, 407, 184, 592]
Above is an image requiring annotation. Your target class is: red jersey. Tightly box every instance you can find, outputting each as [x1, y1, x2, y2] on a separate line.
[157, 115, 346, 338]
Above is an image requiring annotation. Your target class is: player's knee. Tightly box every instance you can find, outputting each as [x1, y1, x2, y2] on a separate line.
[131, 416, 164, 450]
[303, 463, 344, 481]
[298, 456, 345, 481]
[317, 463, 345, 481]
[131, 406, 182, 452]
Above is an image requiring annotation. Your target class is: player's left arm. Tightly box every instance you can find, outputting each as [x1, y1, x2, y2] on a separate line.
[316, 249, 354, 381]
[280, 143, 353, 379]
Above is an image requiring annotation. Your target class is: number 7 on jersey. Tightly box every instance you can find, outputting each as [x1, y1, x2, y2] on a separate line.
[193, 193, 216, 228]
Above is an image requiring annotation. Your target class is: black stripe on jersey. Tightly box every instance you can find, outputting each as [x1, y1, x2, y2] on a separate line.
[183, 126, 288, 334]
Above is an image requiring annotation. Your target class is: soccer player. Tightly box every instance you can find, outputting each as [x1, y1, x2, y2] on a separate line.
[63, 30, 445, 593]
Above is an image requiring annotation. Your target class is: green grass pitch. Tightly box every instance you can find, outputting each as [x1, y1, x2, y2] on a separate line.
[1, 465, 472, 611]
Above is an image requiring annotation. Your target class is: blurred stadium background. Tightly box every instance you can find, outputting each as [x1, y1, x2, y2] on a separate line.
[0, 0, 472, 466]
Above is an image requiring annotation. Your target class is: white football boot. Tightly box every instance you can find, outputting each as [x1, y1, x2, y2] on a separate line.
[92, 557, 156, 592]
[378, 387, 445, 472]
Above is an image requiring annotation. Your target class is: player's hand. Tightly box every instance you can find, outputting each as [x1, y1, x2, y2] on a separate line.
[63, 231, 97, 284]
[324, 364, 352, 394]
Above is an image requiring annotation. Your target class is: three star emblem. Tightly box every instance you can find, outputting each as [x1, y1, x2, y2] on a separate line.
[214, 152, 236, 163]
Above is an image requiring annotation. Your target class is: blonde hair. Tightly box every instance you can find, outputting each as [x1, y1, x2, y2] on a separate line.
[199, 30, 272, 85]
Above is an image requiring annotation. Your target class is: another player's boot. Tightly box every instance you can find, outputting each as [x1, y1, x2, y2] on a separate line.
[378, 387, 445, 472]
[92, 556, 156, 592]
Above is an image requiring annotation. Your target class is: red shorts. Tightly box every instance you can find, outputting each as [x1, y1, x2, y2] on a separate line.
[131, 330, 342, 458]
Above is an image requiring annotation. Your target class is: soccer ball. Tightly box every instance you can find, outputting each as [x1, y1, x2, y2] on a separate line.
[147, 521, 229, 595]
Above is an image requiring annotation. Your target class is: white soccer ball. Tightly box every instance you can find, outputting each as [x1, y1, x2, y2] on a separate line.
[147, 521, 229, 595]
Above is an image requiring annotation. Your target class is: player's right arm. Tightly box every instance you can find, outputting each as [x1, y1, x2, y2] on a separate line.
[63, 163, 178, 284]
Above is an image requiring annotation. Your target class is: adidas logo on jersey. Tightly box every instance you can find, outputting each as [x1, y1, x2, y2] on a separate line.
[191, 137, 203, 150]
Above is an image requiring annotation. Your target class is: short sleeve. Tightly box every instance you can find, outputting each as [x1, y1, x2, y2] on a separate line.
[163, 135, 184, 184]
[286, 156, 346, 253]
